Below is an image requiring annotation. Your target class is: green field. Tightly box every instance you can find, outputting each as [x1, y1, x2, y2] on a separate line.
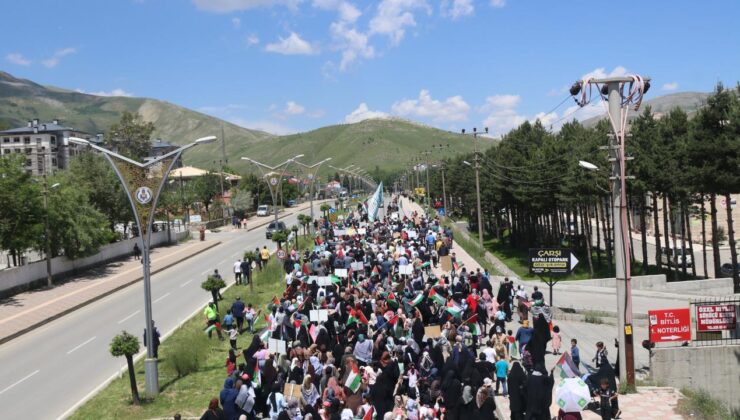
[69, 240, 309, 419]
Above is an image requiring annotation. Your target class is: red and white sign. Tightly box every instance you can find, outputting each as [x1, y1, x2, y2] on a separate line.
[648, 308, 691, 342]
[696, 304, 737, 332]
[276, 249, 286, 260]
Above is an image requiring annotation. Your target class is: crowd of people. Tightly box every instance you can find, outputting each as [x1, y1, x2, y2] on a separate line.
[197, 195, 621, 420]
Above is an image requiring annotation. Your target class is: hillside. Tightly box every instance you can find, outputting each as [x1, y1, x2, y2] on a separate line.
[219, 118, 496, 175]
[0, 71, 273, 164]
[581, 91, 710, 127]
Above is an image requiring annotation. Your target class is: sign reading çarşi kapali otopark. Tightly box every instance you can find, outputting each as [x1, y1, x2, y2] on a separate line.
[528, 248, 579, 276]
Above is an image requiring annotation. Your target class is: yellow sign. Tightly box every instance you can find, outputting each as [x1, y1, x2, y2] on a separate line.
[624, 324, 633, 335]
[414, 187, 425, 195]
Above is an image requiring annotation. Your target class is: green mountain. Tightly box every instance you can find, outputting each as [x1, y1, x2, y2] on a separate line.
[581, 91, 710, 127]
[225, 118, 494, 175]
[0, 71, 492, 176]
[0, 71, 273, 164]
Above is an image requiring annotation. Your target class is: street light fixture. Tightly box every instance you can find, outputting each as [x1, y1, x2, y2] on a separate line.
[68, 135, 216, 396]
[578, 160, 599, 171]
[460, 126, 487, 247]
[241, 154, 304, 225]
[294, 157, 332, 230]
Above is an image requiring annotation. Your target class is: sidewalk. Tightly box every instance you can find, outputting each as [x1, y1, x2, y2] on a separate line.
[0, 238, 220, 344]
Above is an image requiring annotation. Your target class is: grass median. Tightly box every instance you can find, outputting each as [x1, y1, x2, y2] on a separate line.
[70, 240, 310, 420]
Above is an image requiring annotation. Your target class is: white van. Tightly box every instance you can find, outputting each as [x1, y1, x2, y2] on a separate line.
[256, 205, 269, 217]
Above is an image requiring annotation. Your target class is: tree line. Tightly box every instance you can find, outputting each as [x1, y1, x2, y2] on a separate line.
[427, 83, 739, 288]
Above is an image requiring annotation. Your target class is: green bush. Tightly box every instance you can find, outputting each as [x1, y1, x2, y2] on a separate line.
[165, 328, 209, 378]
[201, 275, 226, 292]
[243, 250, 257, 262]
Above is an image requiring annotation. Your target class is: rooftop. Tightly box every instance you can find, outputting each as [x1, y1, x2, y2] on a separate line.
[0, 119, 85, 135]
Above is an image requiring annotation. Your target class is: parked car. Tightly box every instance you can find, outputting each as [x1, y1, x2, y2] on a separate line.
[660, 247, 693, 267]
[257, 205, 269, 217]
[720, 262, 740, 277]
[286, 199, 296, 207]
[265, 221, 287, 239]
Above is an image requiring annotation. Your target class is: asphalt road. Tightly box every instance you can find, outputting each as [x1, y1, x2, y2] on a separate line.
[0, 205, 320, 420]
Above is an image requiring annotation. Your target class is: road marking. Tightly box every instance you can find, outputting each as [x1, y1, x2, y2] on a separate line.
[180, 278, 195, 288]
[117, 310, 140, 324]
[219, 258, 230, 266]
[67, 337, 96, 355]
[0, 370, 40, 395]
[201, 269, 210, 275]
[153, 292, 171, 304]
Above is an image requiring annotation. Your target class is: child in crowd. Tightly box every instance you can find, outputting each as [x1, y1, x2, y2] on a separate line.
[594, 377, 620, 419]
[226, 324, 239, 351]
[551, 325, 562, 355]
[571, 339, 580, 368]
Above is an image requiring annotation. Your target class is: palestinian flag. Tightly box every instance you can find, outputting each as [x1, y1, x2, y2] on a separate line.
[346, 310, 358, 326]
[386, 314, 399, 327]
[250, 362, 262, 388]
[362, 406, 374, 420]
[453, 261, 461, 271]
[330, 274, 342, 285]
[387, 292, 399, 309]
[410, 293, 424, 306]
[446, 304, 463, 318]
[259, 328, 271, 343]
[468, 323, 480, 336]
[556, 351, 581, 379]
[263, 314, 272, 330]
[345, 362, 363, 393]
[272, 296, 280, 306]
[354, 309, 369, 325]
[371, 265, 380, 277]
[428, 288, 446, 306]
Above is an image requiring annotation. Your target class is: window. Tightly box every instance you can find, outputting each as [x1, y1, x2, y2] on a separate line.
[25, 148, 33, 154]
[52, 158, 58, 166]
[13, 137, 20, 143]
[2, 149, 9, 154]
[23, 137, 30, 144]
[50, 136, 56, 145]
[2, 137, 9, 143]
[36, 138, 41, 144]
[15, 148, 21, 153]
[25, 159, 32, 167]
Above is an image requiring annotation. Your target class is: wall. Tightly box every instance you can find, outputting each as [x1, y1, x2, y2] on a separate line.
[577, 274, 734, 296]
[651, 345, 740, 411]
[0, 230, 188, 295]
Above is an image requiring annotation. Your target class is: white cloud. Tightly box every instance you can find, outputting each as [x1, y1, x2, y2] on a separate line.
[312, 0, 361, 23]
[481, 94, 521, 111]
[246, 34, 260, 46]
[75, 88, 134, 97]
[6, 53, 31, 66]
[580, 65, 628, 81]
[42, 47, 77, 68]
[441, 0, 474, 19]
[265, 32, 318, 55]
[285, 101, 305, 115]
[192, 0, 299, 13]
[392, 89, 470, 122]
[490, 0, 505, 8]
[369, 0, 430, 45]
[330, 21, 375, 70]
[232, 17, 241, 28]
[232, 118, 298, 135]
[662, 82, 679, 91]
[344, 103, 389, 123]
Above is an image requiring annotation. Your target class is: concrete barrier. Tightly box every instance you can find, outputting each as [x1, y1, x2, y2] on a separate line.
[651, 345, 740, 411]
[0, 230, 189, 295]
[575, 274, 734, 295]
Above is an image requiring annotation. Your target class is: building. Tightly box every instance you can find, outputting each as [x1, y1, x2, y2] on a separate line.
[145, 139, 182, 166]
[0, 119, 97, 175]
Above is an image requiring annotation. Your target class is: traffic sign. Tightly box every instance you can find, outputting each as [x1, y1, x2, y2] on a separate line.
[528, 248, 579, 275]
[648, 308, 691, 343]
[329, 207, 336, 214]
[276, 249, 286, 260]
[696, 304, 737, 332]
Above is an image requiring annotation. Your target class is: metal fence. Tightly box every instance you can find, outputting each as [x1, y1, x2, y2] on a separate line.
[690, 296, 740, 346]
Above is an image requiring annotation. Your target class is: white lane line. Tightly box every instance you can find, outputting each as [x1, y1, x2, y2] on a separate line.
[180, 278, 195, 288]
[153, 292, 171, 304]
[0, 370, 40, 395]
[117, 310, 140, 324]
[67, 337, 96, 355]
[201, 269, 210, 275]
[218, 258, 229, 266]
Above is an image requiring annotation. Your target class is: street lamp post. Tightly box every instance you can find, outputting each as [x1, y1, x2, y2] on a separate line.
[294, 158, 332, 230]
[41, 176, 60, 287]
[69, 135, 216, 395]
[462, 127, 488, 246]
[242, 155, 304, 225]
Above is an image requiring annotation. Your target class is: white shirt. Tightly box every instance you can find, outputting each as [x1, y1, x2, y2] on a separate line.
[234, 261, 242, 273]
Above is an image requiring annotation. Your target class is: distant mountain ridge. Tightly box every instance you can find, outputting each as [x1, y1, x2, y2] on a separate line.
[581, 91, 710, 127]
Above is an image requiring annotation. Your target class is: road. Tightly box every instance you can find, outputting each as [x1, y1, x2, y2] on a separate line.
[0, 204, 321, 420]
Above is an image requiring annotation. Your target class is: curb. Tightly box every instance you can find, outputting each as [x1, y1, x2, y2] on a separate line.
[0, 240, 222, 346]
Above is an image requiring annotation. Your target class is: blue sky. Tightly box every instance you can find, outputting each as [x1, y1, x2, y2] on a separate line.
[3, 0, 739, 135]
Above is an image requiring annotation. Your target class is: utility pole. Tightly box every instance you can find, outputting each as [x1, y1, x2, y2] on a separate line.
[42, 173, 53, 287]
[431, 143, 451, 217]
[295, 158, 332, 230]
[421, 151, 432, 208]
[462, 127, 487, 246]
[570, 75, 650, 388]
